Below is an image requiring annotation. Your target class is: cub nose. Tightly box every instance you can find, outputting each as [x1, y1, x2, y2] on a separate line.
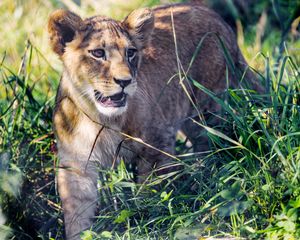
[114, 78, 132, 88]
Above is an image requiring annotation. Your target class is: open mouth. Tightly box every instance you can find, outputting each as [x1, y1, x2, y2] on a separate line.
[94, 90, 127, 108]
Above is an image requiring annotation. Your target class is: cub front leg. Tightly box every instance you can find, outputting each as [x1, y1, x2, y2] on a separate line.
[57, 160, 98, 239]
[53, 97, 102, 239]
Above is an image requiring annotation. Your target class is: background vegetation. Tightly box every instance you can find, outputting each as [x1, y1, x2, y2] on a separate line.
[0, 0, 299, 239]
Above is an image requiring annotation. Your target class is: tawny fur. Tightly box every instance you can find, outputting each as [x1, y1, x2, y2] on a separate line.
[48, 3, 259, 239]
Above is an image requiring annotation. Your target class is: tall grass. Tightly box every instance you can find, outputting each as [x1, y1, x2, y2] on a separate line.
[0, 0, 299, 239]
[0, 41, 62, 239]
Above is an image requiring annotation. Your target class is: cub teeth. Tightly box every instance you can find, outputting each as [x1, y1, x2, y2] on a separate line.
[94, 90, 102, 101]
[94, 90, 127, 107]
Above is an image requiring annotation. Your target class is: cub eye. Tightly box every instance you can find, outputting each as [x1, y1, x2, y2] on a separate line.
[126, 48, 137, 60]
[89, 49, 106, 59]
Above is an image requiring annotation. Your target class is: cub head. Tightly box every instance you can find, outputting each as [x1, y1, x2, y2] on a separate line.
[48, 8, 154, 116]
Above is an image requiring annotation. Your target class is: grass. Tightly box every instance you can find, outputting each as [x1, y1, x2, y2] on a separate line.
[1, 0, 300, 239]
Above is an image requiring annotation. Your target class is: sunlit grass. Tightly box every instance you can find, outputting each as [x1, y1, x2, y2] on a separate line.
[0, 0, 180, 88]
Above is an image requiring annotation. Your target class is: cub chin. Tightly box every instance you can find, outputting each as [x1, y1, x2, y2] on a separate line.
[48, 2, 259, 239]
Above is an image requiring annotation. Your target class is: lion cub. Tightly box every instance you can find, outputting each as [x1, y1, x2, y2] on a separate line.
[48, 2, 257, 239]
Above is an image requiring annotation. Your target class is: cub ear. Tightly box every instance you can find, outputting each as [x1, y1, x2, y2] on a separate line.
[122, 8, 154, 49]
[48, 9, 83, 56]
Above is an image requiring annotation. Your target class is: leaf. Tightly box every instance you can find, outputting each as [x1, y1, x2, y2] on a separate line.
[0, 172, 23, 198]
[220, 181, 241, 200]
[160, 190, 173, 202]
[114, 210, 134, 224]
[244, 226, 256, 233]
[262, 184, 270, 191]
[80, 230, 94, 240]
[174, 225, 212, 240]
[190, 118, 245, 149]
[286, 208, 297, 221]
[220, 189, 234, 200]
[100, 231, 113, 239]
[290, 197, 300, 209]
[277, 219, 296, 233]
[218, 200, 252, 216]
